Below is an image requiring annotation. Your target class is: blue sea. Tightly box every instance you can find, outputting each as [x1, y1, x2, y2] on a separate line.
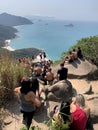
[10, 19, 98, 61]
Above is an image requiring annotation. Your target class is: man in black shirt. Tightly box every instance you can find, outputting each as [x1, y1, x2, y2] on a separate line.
[57, 63, 68, 80]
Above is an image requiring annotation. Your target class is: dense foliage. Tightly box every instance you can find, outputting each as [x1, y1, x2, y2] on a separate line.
[62, 35, 98, 66]
[0, 54, 30, 106]
[0, 54, 31, 129]
[0, 48, 42, 60]
[12, 48, 42, 59]
[0, 24, 17, 47]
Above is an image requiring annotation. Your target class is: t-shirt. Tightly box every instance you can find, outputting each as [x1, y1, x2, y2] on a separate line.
[57, 67, 68, 80]
[70, 105, 87, 130]
[20, 93, 36, 112]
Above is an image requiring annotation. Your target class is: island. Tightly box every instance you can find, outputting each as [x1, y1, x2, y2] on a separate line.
[64, 23, 74, 27]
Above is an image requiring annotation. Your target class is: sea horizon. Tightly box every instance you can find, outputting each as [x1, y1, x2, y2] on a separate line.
[10, 19, 98, 61]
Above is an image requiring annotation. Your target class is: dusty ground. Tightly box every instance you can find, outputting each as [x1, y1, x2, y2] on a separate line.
[3, 78, 98, 130]
[3, 60, 98, 130]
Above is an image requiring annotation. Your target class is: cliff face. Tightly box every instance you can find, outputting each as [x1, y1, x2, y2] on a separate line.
[0, 13, 33, 26]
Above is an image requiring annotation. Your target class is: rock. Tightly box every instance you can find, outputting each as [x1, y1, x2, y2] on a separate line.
[45, 80, 73, 102]
[86, 94, 98, 100]
[87, 69, 98, 80]
[4, 116, 13, 125]
[86, 99, 98, 123]
[64, 59, 98, 79]
[82, 85, 92, 94]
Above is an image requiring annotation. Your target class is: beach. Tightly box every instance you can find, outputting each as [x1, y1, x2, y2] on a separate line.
[10, 20, 98, 61]
[2, 39, 15, 51]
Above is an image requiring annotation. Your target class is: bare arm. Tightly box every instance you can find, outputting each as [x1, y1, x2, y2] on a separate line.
[83, 107, 90, 118]
[14, 87, 21, 94]
[35, 90, 40, 98]
[53, 110, 61, 125]
[29, 91, 41, 107]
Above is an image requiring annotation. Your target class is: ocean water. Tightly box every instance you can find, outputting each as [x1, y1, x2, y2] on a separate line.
[10, 19, 98, 61]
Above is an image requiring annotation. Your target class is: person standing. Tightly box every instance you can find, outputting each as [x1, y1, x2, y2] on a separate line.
[77, 47, 83, 59]
[57, 63, 68, 80]
[45, 68, 54, 85]
[14, 77, 41, 130]
[43, 51, 46, 59]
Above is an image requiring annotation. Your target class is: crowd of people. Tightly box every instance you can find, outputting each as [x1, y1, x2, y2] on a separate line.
[13, 49, 93, 130]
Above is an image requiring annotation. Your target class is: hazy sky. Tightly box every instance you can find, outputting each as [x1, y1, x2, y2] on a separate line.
[0, 0, 98, 21]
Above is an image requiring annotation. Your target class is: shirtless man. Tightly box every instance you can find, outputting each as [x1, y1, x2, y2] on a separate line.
[45, 68, 54, 85]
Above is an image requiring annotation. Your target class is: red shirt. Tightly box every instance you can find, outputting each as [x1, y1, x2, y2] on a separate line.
[70, 105, 87, 130]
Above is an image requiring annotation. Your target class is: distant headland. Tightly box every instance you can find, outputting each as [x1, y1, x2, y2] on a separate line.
[0, 12, 33, 48]
[0, 12, 33, 26]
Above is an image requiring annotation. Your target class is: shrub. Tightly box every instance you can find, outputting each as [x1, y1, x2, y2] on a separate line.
[62, 35, 98, 66]
[0, 54, 30, 106]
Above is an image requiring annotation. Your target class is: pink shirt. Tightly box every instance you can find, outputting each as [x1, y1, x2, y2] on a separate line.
[70, 105, 87, 130]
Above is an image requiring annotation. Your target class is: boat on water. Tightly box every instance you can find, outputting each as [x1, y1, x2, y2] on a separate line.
[45, 23, 48, 25]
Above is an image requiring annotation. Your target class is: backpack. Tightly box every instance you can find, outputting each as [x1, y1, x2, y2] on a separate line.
[51, 101, 71, 130]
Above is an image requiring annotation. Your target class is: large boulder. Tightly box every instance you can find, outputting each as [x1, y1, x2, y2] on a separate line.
[85, 97, 98, 124]
[45, 80, 73, 102]
[65, 59, 98, 79]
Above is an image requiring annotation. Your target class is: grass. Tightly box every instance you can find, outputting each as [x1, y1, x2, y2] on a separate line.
[0, 54, 30, 128]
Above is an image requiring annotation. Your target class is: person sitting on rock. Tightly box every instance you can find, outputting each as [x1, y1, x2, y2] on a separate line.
[64, 56, 71, 63]
[77, 47, 83, 59]
[72, 49, 78, 60]
[65, 51, 74, 63]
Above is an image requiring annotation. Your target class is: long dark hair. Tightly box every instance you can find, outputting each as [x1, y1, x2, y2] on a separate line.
[30, 77, 39, 94]
[20, 77, 31, 94]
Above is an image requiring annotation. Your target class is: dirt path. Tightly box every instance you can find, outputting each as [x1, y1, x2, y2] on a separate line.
[3, 78, 98, 130]
[3, 61, 98, 130]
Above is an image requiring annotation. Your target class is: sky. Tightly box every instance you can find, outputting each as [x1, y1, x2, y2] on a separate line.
[0, 0, 98, 21]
